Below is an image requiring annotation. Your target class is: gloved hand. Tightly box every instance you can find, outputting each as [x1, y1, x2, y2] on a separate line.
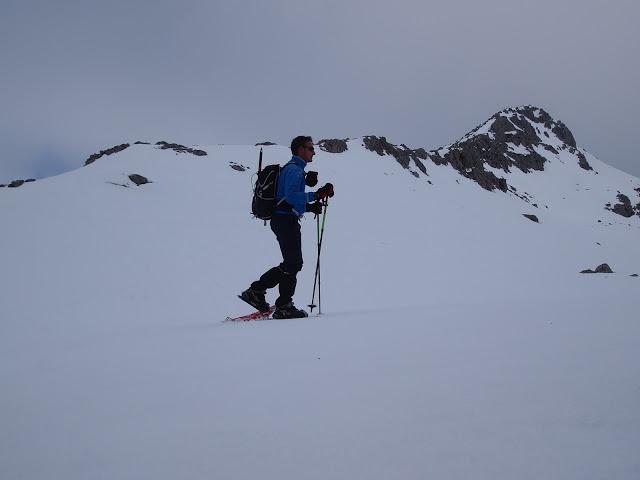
[315, 182, 334, 200]
[306, 202, 323, 215]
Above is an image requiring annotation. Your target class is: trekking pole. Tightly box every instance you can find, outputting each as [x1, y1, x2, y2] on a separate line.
[308, 198, 328, 314]
[308, 208, 321, 313]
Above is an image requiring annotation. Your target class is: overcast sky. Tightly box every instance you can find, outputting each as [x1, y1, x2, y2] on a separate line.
[1, 0, 639, 182]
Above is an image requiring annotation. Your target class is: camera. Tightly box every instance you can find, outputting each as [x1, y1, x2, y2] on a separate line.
[305, 171, 318, 187]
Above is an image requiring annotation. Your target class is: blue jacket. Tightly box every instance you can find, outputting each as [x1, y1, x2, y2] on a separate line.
[274, 156, 315, 217]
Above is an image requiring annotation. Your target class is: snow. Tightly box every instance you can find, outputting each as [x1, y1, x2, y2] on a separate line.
[457, 118, 495, 143]
[1, 140, 639, 479]
[506, 143, 531, 155]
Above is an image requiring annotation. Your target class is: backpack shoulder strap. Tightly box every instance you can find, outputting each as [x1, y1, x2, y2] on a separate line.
[274, 161, 298, 210]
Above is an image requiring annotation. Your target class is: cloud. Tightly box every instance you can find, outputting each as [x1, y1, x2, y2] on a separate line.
[1, 0, 639, 179]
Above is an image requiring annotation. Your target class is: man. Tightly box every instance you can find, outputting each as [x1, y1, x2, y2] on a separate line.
[240, 136, 334, 319]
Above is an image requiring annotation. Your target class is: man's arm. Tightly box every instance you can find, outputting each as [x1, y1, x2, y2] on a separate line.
[281, 167, 314, 215]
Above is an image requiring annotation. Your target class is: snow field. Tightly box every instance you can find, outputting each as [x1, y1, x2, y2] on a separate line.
[1, 140, 639, 479]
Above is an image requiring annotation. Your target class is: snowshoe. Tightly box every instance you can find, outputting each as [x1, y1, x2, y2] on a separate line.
[238, 288, 270, 313]
[272, 302, 308, 319]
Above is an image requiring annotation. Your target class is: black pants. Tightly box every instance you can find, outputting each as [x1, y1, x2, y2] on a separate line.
[251, 215, 303, 307]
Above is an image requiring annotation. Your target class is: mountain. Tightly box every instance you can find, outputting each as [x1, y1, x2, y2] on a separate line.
[353, 106, 640, 221]
[1, 107, 639, 479]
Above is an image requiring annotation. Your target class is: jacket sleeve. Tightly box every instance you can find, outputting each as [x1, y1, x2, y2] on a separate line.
[281, 167, 314, 215]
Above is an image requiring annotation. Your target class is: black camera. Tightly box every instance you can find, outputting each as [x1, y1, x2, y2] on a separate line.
[305, 171, 318, 187]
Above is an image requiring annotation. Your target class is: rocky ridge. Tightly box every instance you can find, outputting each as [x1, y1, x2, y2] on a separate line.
[20, 106, 638, 222]
[0, 178, 36, 188]
[429, 106, 591, 191]
[354, 106, 592, 193]
[318, 105, 637, 220]
[85, 143, 131, 166]
[84, 141, 207, 167]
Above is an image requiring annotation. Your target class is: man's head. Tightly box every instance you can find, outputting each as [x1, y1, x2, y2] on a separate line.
[291, 135, 315, 163]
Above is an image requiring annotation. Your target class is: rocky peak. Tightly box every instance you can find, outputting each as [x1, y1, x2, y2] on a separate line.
[428, 105, 591, 192]
[497, 106, 576, 148]
[356, 107, 592, 193]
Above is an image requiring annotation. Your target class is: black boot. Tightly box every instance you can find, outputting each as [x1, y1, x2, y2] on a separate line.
[272, 302, 308, 319]
[239, 288, 270, 313]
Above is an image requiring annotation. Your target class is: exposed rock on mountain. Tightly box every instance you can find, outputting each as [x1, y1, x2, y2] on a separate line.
[606, 194, 636, 218]
[430, 144, 509, 191]
[229, 162, 247, 172]
[156, 142, 207, 156]
[352, 106, 617, 199]
[318, 139, 348, 153]
[85, 143, 131, 166]
[576, 150, 593, 171]
[581, 263, 614, 274]
[68, 105, 637, 232]
[427, 106, 588, 192]
[523, 214, 539, 223]
[1, 179, 36, 188]
[85, 142, 207, 167]
[128, 174, 150, 186]
[363, 136, 428, 178]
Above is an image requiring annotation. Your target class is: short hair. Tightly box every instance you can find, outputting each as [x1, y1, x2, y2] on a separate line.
[291, 136, 313, 155]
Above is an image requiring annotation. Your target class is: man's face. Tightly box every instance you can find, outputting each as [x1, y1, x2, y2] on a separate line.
[299, 142, 315, 163]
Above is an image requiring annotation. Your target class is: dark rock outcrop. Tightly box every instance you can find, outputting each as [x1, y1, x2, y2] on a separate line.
[431, 146, 508, 191]
[581, 263, 614, 274]
[3, 178, 36, 188]
[523, 214, 539, 223]
[551, 121, 576, 148]
[363, 136, 428, 176]
[255, 142, 277, 146]
[156, 141, 207, 156]
[576, 150, 593, 171]
[491, 112, 542, 147]
[318, 138, 348, 153]
[229, 162, 247, 172]
[128, 174, 150, 186]
[607, 194, 635, 218]
[85, 143, 131, 166]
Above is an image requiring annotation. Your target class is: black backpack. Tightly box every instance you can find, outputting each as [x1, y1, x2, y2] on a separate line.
[251, 161, 294, 220]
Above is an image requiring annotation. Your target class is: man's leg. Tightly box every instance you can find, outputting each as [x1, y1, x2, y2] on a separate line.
[270, 216, 303, 307]
[251, 266, 282, 292]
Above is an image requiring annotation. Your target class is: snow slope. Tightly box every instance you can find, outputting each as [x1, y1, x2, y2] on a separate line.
[1, 124, 639, 479]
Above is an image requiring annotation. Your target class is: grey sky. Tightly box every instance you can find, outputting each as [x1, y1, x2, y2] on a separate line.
[1, 0, 639, 182]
